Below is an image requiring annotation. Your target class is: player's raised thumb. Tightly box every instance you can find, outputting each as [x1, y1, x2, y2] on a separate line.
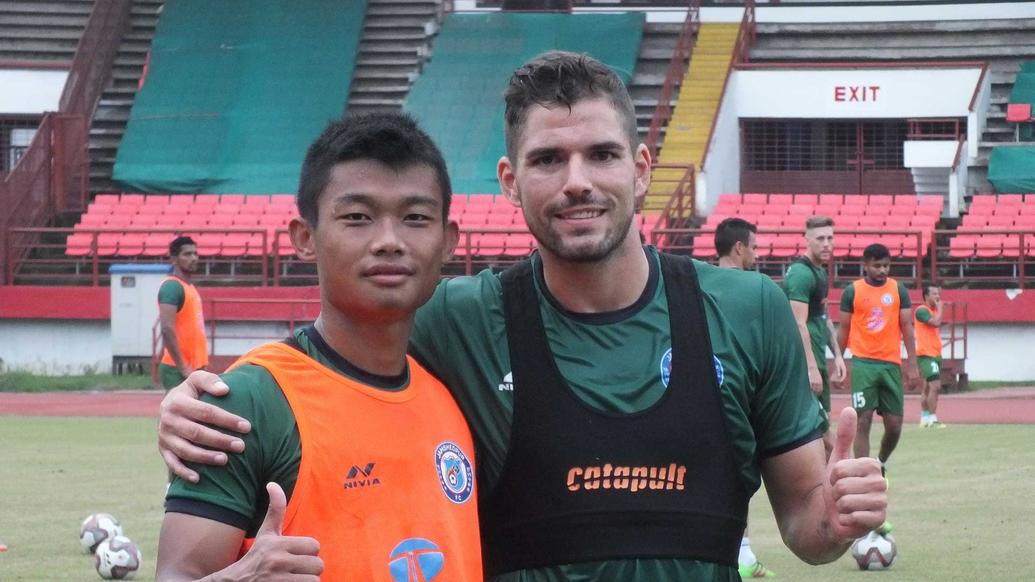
[258, 482, 287, 537]
[831, 406, 858, 465]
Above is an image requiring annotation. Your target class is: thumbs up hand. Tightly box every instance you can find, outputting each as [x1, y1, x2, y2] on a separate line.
[823, 408, 888, 541]
[231, 482, 324, 581]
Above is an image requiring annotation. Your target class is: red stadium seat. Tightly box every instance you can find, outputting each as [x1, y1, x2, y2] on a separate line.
[142, 234, 169, 257]
[271, 194, 294, 205]
[239, 204, 265, 215]
[975, 235, 1004, 258]
[988, 215, 1015, 228]
[94, 193, 120, 205]
[105, 214, 133, 227]
[232, 215, 262, 227]
[884, 215, 910, 229]
[843, 195, 868, 206]
[97, 233, 121, 256]
[743, 193, 768, 205]
[503, 234, 536, 257]
[65, 233, 94, 256]
[968, 204, 995, 216]
[771, 235, 799, 258]
[78, 214, 106, 228]
[120, 194, 145, 205]
[221, 233, 250, 257]
[817, 194, 844, 207]
[738, 203, 765, 218]
[869, 195, 894, 207]
[194, 233, 223, 256]
[244, 195, 270, 206]
[143, 194, 170, 206]
[840, 205, 865, 216]
[718, 193, 740, 207]
[858, 216, 885, 229]
[1003, 234, 1023, 257]
[208, 214, 234, 228]
[219, 194, 246, 205]
[814, 205, 839, 219]
[948, 236, 977, 258]
[130, 214, 159, 227]
[486, 213, 514, 225]
[756, 214, 782, 228]
[753, 233, 774, 257]
[794, 194, 819, 206]
[117, 234, 146, 256]
[692, 236, 716, 259]
[769, 194, 793, 205]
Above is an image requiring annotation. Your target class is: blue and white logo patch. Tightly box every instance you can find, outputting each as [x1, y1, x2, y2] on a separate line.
[881, 293, 894, 306]
[662, 350, 725, 387]
[660, 348, 673, 387]
[389, 538, 444, 581]
[434, 441, 474, 504]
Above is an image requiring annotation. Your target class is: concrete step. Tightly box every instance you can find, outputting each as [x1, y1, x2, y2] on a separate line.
[0, 2, 93, 16]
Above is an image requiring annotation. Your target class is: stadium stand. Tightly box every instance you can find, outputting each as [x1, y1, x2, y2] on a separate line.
[403, 11, 644, 194]
[112, 0, 367, 194]
[646, 23, 739, 211]
[695, 193, 941, 261]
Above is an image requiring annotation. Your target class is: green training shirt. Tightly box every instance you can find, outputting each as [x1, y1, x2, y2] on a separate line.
[410, 246, 822, 582]
[783, 258, 829, 363]
[165, 327, 409, 536]
[157, 278, 185, 310]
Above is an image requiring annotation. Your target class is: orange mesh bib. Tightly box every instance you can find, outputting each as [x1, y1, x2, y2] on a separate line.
[914, 306, 941, 358]
[160, 276, 208, 369]
[235, 342, 482, 581]
[848, 279, 903, 364]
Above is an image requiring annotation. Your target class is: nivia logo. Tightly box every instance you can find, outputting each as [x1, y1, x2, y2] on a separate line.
[498, 371, 513, 391]
[343, 462, 381, 489]
[435, 442, 474, 504]
[660, 349, 673, 387]
[388, 538, 444, 582]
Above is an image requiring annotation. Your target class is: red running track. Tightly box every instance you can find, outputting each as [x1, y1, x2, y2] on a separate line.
[1, 388, 1034, 423]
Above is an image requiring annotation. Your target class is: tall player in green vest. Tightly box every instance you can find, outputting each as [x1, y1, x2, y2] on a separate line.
[782, 216, 847, 452]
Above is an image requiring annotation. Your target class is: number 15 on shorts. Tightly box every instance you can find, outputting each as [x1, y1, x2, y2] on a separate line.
[852, 392, 867, 408]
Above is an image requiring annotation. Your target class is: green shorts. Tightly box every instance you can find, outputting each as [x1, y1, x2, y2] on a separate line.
[158, 363, 186, 390]
[918, 356, 942, 382]
[850, 358, 904, 416]
[816, 356, 831, 432]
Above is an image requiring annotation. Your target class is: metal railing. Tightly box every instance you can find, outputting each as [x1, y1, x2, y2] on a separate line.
[650, 163, 696, 243]
[644, 0, 700, 158]
[9, 225, 1035, 289]
[0, 0, 133, 284]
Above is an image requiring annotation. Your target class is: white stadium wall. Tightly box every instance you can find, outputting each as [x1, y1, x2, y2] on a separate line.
[0, 69, 67, 115]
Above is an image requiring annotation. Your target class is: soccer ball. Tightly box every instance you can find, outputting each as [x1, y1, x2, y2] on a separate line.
[94, 535, 142, 580]
[851, 530, 897, 570]
[79, 513, 123, 554]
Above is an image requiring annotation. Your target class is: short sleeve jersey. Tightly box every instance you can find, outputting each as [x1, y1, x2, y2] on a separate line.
[410, 246, 822, 582]
[157, 279, 185, 310]
[165, 328, 409, 536]
[782, 258, 829, 362]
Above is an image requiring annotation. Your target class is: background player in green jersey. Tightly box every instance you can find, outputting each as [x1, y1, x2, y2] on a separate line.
[715, 217, 776, 579]
[783, 216, 847, 451]
[156, 51, 888, 581]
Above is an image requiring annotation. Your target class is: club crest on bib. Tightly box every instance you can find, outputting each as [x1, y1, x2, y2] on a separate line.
[388, 538, 444, 581]
[881, 293, 894, 306]
[660, 349, 724, 387]
[435, 442, 474, 504]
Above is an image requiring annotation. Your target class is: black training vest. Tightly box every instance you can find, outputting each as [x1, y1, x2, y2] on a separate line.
[480, 253, 748, 577]
[794, 256, 828, 320]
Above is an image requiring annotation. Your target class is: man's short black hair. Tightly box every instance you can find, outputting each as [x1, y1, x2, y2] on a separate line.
[169, 236, 196, 257]
[923, 284, 940, 299]
[297, 112, 452, 224]
[863, 243, 891, 262]
[714, 217, 757, 257]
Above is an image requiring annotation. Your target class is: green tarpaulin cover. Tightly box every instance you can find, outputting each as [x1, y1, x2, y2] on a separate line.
[404, 12, 644, 194]
[113, 0, 366, 194]
[988, 147, 1035, 194]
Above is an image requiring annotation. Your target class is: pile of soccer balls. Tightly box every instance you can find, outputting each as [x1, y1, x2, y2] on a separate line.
[79, 513, 142, 580]
[851, 530, 897, 570]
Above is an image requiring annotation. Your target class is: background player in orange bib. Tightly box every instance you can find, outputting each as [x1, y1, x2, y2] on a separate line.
[915, 285, 946, 428]
[158, 236, 208, 389]
[155, 113, 481, 581]
[837, 243, 921, 479]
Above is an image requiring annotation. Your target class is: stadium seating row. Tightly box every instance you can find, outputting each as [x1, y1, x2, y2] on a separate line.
[950, 195, 1035, 258]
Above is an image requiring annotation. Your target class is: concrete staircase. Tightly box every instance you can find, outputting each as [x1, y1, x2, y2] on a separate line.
[629, 21, 682, 143]
[0, 0, 92, 62]
[347, 0, 443, 116]
[87, 0, 163, 196]
[645, 22, 738, 211]
[752, 18, 1035, 195]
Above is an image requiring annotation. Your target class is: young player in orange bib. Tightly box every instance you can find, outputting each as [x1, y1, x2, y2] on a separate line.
[915, 285, 947, 428]
[158, 236, 208, 389]
[155, 113, 481, 581]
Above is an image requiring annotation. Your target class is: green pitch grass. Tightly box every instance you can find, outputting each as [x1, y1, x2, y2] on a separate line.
[0, 418, 1032, 580]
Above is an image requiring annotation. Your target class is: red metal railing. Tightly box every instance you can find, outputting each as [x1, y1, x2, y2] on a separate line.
[698, 0, 755, 170]
[0, 0, 133, 284]
[645, 0, 700, 158]
[906, 118, 962, 141]
[650, 163, 696, 243]
[9, 225, 1035, 289]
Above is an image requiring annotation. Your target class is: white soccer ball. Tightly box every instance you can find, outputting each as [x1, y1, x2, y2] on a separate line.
[79, 513, 123, 554]
[94, 535, 142, 580]
[851, 530, 897, 570]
